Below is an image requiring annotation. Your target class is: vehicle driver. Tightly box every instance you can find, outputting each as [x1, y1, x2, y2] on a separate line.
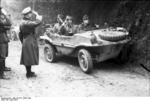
[79, 15, 99, 32]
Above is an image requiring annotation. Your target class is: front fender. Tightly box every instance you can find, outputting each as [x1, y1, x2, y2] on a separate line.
[40, 35, 52, 44]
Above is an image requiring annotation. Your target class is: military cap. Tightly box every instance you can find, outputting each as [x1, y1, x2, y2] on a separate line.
[22, 7, 32, 15]
[83, 14, 89, 20]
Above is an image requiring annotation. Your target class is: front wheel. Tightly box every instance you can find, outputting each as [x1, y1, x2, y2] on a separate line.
[78, 49, 93, 73]
[44, 43, 56, 63]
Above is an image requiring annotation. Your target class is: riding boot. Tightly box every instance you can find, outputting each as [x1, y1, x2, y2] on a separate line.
[0, 69, 4, 79]
[25, 66, 37, 78]
[0, 59, 4, 79]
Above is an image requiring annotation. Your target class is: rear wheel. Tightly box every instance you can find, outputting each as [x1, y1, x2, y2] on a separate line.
[44, 43, 56, 63]
[78, 49, 93, 73]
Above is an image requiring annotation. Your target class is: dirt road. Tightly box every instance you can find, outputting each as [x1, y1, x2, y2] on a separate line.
[0, 41, 149, 97]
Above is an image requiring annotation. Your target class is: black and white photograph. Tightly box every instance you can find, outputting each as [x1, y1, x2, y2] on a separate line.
[0, 0, 150, 99]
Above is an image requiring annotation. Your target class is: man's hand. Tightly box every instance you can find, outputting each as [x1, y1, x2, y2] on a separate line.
[32, 10, 43, 21]
[36, 15, 43, 21]
[95, 24, 99, 28]
[32, 10, 38, 16]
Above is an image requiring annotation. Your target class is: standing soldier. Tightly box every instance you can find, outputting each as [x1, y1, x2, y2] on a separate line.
[0, 7, 12, 79]
[19, 7, 42, 78]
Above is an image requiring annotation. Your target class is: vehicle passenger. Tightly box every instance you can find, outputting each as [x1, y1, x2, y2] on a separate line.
[53, 14, 65, 33]
[59, 15, 78, 36]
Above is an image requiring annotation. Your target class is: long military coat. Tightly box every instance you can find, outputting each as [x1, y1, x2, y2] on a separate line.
[20, 18, 41, 66]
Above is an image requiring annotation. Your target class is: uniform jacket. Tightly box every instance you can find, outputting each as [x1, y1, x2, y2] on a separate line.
[79, 23, 97, 32]
[59, 23, 78, 36]
[0, 13, 11, 44]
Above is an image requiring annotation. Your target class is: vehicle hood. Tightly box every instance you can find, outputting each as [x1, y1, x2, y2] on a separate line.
[75, 27, 129, 38]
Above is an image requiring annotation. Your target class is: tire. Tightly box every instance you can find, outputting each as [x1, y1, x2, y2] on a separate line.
[44, 43, 56, 63]
[78, 49, 93, 73]
[99, 32, 127, 42]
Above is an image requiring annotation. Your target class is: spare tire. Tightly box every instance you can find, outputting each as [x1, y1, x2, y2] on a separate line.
[99, 30, 127, 42]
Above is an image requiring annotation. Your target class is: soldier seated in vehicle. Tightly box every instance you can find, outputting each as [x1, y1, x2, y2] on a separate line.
[59, 15, 78, 36]
[79, 15, 99, 32]
[53, 14, 65, 33]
